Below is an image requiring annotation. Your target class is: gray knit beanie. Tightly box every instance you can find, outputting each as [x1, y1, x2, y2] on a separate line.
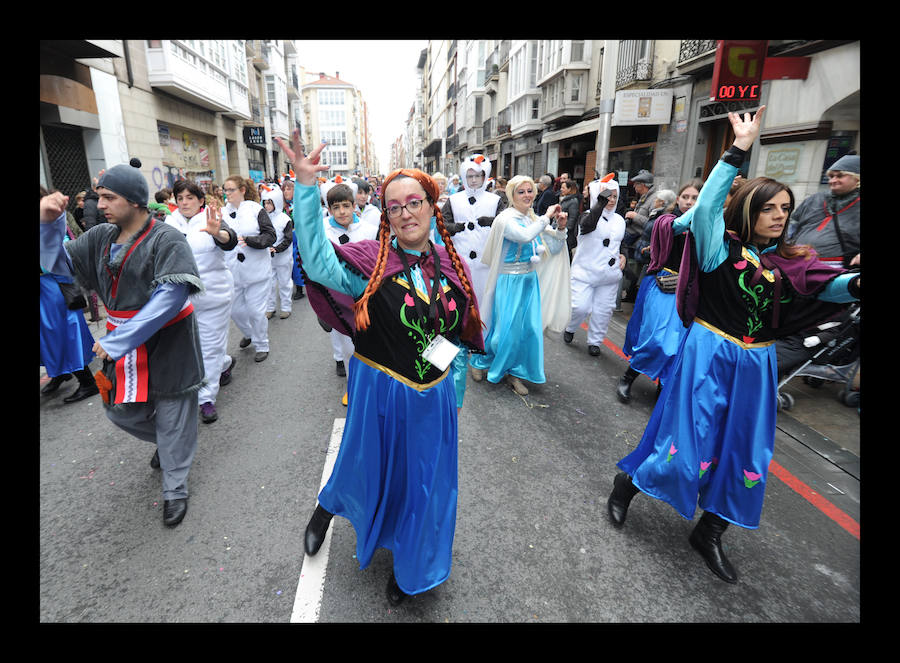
[829, 154, 860, 174]
[96, 158, 149, 206]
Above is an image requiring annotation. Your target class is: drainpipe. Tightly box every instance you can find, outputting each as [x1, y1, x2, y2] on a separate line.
[123, 40, 134, 88]
[593, 40, 619, 177]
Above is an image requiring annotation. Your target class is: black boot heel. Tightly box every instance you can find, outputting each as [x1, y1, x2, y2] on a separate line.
[689, 511, 738, 583]
[304, 504, 333, 556]
[607, 472, 640, 526]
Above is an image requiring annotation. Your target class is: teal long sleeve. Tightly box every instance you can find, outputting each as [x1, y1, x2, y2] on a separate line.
[292, 183, 369, 299]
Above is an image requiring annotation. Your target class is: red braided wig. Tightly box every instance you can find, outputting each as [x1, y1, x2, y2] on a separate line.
[352, 168, 484, 340]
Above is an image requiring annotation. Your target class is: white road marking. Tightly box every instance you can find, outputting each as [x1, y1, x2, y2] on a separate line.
[290, 418, 343, 623]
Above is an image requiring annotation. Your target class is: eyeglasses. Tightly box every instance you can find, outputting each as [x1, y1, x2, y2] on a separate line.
[385, 198, 427, 218]
[223, 187, 239, 194]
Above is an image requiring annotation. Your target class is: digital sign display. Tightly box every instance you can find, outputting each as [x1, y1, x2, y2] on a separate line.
[710, 40, 768, 102]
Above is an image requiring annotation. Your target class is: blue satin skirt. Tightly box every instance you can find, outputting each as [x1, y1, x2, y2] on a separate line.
[623, 273, 687, 383]
[40, 274, 95, 377]
[291, 232, 305, 286]
[469, 271, 545, 384]
[617, 321, 778, 529]
[317, 355, 459, 595]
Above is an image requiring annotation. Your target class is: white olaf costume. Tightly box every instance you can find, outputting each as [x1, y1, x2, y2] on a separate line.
[565, 175, 626, 348]
[261, 186, 295, 315]
[442, 154, 505, 306]
[165, 205, 236, 406]
[320, 180, 379, 364]
[224, 195, 275, 353]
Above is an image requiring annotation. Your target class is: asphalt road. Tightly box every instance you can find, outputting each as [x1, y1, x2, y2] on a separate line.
[39, 295, 861, 623]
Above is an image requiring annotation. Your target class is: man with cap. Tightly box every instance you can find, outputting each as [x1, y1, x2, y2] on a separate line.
[624, 169, 658, 245]
[777, 153, 861, 379]
[788, 153, 860, 269]
[620, 169, 658, 302]
[39, 159, 205, 528]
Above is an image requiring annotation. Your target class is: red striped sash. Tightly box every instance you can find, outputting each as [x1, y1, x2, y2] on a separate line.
[815, 196, 859, 232]
[104, 300, 194, 404]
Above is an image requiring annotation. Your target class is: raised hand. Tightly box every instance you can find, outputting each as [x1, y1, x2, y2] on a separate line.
[202, 203, 222, 236]
[40, 191, 69, 222]
[729, 105, 765, 151]
[274, 130, 329, 186]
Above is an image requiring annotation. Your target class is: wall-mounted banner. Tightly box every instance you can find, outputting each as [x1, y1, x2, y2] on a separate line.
[612, 89, 673, 126]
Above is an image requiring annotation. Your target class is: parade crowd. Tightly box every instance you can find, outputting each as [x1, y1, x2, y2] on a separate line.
[40, 106, 860, 607]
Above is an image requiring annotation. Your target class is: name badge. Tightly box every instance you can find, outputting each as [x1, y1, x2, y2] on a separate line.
[421, 334, 460, 372]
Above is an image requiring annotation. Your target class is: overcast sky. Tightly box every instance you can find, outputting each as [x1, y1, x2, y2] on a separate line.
[293, 40, 427, 174]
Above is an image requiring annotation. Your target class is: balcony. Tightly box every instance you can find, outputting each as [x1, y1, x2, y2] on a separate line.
[146, 42, 232, 113]
[676, 39, 718, 75]
[616, 40, 654, 89]
[287, 72, 300, 100]
[223, 80, 251, 120]
[247, 40, 269, 70]
[483, 118, 494, 141]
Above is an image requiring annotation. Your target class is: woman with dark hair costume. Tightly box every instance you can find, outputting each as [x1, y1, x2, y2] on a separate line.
[617, 179, 702, 404]
[606, 107, 860, 584]
[166, 179, 238, 424]
[275, 131, 484, 606]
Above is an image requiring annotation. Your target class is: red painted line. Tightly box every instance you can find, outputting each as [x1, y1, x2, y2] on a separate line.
[589, 322, 860, 540]
[768, 459, 860, 540]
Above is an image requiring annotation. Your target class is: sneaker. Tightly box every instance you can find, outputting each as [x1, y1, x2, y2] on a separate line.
[341, 392, 348, 407]
[293, 286, 305, 300]
[219, 356, 235, 387]
[470, 367, 485, 382]
[200, 401, 218, 423]
[336, 360, 346, 377]
[266, 311, 275, 319]
[563, 331, 574, 344]
[588, 345, 602, 356]
[239, 337, 252, 348]
[279, 311, 291, 319]
[254, 351, 269, 362]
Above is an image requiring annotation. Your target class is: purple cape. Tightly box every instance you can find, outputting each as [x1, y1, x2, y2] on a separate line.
[302, 239, 485, 352]
[675, 230, 847, 329]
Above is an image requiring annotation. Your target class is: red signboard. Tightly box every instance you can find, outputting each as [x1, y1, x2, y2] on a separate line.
[710, 40, 768, 102]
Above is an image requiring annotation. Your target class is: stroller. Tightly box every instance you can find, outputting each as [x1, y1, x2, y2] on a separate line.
[776, 301, 860, 411]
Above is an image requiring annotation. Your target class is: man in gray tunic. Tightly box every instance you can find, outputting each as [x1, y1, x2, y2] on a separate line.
[40, 159, 205, 527]
[788, 153, 860, 269]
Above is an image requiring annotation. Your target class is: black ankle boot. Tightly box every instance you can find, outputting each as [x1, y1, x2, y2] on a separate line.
[607, 472, 640, 526]
[41, 373, 72, 394]
[386, 572, 408, 606]
[616, 368, 640, 403]
[304, 504, 333, 556]
[689, 511, 738, 583]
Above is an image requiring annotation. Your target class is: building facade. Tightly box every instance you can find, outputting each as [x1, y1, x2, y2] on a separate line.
[40, 39, 308, 215]
[404, 39, 859, 208]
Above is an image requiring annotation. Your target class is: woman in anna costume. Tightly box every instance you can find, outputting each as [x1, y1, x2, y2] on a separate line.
[606, 107, 860, 584]
[275, 131, 484, 606]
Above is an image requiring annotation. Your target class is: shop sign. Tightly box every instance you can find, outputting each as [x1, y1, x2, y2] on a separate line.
[244, 126, 266, 147]
[612, 89, 673, 126]
[710, 40, 767, 102]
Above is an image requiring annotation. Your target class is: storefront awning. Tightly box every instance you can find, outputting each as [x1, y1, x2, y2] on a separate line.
[540, 118, 600, 145]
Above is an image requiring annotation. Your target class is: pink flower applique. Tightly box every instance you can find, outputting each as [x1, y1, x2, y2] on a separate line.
[743, 469, 762, 488]
[734, 259, 748, 270]
[666, 444, 678, 463]
[404, 292, 415, 308]
[447, 296, 456, 312]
